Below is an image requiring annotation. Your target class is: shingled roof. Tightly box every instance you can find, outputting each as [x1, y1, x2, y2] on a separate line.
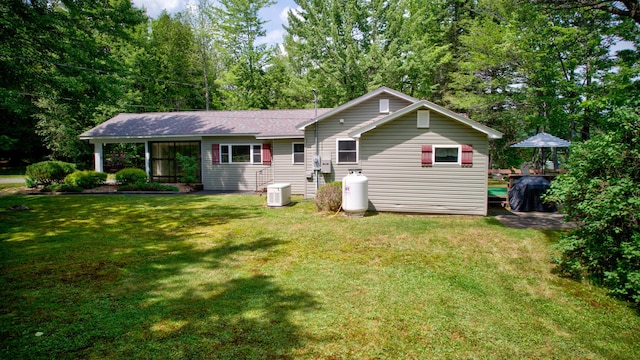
[80, 108, 332, 140]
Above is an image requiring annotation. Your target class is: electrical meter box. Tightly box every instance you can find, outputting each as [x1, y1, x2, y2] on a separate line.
[321, 159, 332, 173]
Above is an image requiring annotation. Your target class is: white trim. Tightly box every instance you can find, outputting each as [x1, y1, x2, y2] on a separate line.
[256, 135, 304, 140]
[292, 142, 305, 164]
[336, 138, 359, 164]
[219, 144, 264, 164]
[81, 134, 255, 141]
[433, 145, 462, 165]
[349, 100, 503, 139]
[144, 142, 150, 176]
[94, 142, 103, 172]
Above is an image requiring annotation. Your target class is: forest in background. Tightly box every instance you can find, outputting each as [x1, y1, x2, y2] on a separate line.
[1, 0, 639, 168]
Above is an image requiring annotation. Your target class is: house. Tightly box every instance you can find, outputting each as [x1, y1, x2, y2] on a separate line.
[80, 87, 503, 215]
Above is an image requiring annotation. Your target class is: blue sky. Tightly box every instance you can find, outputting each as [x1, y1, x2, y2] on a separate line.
[132, 0, 298, 46]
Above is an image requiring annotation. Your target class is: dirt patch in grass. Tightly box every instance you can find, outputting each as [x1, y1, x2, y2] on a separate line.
[489, 206, 576, 230]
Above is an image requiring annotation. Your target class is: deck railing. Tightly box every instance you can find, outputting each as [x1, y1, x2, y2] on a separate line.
[255, 166, 273, 193]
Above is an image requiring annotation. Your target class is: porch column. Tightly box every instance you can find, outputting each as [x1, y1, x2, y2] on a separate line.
[94, 142, 104, 173]
[144, 142, 151, 178]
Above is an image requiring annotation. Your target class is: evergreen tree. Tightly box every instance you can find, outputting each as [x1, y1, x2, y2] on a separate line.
[214, 0, 276, 109]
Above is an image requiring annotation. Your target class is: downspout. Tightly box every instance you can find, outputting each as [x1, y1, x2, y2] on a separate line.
[313, 89, 319, 192]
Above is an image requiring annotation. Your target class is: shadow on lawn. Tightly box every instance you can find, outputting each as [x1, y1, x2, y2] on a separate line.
[0, 195, 320, 359]
[115, 237, 320, 359]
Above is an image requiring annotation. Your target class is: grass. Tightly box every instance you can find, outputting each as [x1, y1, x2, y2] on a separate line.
[1, 194, 638, 359]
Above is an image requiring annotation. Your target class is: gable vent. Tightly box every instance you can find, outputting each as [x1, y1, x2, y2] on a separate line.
[379, 99, 390, 114]
[417, 110, 430, 128]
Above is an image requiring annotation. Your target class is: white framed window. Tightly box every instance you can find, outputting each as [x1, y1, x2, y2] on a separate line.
[433, 145, 461, 165]
[292, 143, 304, 164]
[219, 144, 263, 164]
[337, 138, 358, 164]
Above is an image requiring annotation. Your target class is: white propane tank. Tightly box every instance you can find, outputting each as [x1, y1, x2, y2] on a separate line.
[342, 169, 368, 216]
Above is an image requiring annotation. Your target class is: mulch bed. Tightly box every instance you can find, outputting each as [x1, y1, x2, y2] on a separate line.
[2, 183, 197, 195]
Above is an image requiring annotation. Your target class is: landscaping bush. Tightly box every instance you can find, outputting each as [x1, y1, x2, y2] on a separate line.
[117, 182, 178, 192]
[176, 153, 199, 185]
[315, 182, 342, 212]
[115, 168, 147, 185]
[25, 161, 77, 187]
[64, 170, 107, 189]
[41, 183, 83, 193]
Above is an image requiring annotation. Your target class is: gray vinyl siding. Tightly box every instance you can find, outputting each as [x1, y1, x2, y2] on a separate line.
[201, 137, 272, 191]
[304, 94, 414, 198]
[272, 139, 307, 194]
[359, 112, 489, 215]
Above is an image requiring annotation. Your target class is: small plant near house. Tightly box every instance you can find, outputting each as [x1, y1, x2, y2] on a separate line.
[315, 181, 342, 212]
[117, 182, 178, 192]
[176, 152, 199, 185]
[64, 170, 107, 189]
[115, 168, 147, 185]
[25, 160, 76, 187]
[40, 183, 84, 193]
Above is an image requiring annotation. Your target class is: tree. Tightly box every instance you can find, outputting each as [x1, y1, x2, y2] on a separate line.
[214, 0, 276, 109]
[32, 0, 147, 163]
[536, 0, 640, 25]
[284, 0, 382, 106]
[545, 99, 640, 305]
[184, 0, 224, 111]
[145, 11, 206, 111]
[1, 0, 63, 163]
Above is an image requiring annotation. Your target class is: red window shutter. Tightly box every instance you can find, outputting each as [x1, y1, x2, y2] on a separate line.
[421, 145, 433, 167]
[212, 144, 220, 164]
[461, 144, 473, 167]
[262, 143, 272, 165]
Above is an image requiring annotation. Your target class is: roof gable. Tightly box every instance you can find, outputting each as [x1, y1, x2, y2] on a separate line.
[296, 87, 419, 130]
[348, 100, 503, 139]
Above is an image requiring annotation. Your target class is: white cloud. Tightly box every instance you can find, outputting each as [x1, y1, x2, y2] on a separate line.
[280, 6, 302, 25]
[258, 29, 285, 46]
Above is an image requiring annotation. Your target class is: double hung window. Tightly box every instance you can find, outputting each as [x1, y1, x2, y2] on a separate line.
[337, 139, 358, 164]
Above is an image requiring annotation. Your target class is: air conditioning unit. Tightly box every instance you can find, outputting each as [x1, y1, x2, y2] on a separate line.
[267, 183, 291, 207]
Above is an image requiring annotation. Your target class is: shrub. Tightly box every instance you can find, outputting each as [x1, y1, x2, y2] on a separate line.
[176, 153, 199, 185]
[315, 182, 342, 212]
[544, 103, 640, 305]
[117, 182, 178, 192]
[25, 161, 77, 187]
[64, 170, 107, 189]
[115, 168, 147, 185]
[41, 183, 83, 193]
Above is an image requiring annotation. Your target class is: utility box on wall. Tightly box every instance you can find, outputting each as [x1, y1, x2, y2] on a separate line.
[321, 159, 332, 173]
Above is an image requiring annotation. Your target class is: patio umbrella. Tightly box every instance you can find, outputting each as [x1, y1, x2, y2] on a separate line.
[511, 132, 571, 148]
[510, 132, 571, 172]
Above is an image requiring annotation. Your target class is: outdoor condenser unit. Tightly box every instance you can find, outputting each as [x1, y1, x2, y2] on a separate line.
[267, 183, 291, 207]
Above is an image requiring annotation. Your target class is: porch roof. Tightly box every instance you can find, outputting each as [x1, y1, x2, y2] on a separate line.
[80, 109, 332, 140]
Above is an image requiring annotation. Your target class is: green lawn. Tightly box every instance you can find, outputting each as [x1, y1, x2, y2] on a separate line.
[1, 194, 638, 359]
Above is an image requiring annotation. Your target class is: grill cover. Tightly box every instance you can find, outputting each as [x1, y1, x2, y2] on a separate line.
[508, 176, 557, 212]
